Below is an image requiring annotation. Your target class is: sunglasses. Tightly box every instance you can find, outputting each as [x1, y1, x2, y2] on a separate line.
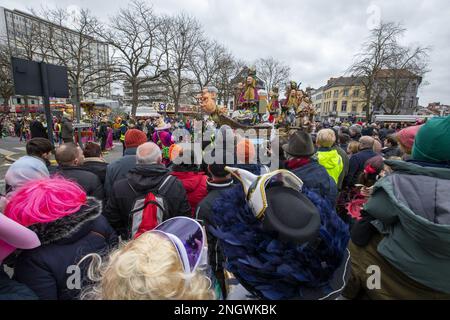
[151, 217, 205, 275]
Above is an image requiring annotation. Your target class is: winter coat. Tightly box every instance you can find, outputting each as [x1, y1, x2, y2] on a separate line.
[0, 267, 38, 300]
[54, 166, 104, 200]
[81, 158, 108, 185]
[317, 148, 344, 185]
[288, 160, 338, 206]
[29, 120, 47, 139]
[349, 160, 450, 297]
[104, 147, 138, 198]
[171, 168, 208, 217]
[103, 164, 191, 239]
[13, 198, 118, 300]
[346, 149, 378, 187]
[61, 118, 73, 140]
[382, 146, 402, 159]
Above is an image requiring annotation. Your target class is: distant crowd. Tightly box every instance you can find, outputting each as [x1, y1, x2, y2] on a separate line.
[1, 112, 450, 300]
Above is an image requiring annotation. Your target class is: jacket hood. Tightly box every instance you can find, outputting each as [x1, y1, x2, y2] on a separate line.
[28, 198, 102, 246]
[365, 160, 450, 292]
[127, 164, 170, 193]
[317, 149, 342, 170]
[171, 171, 206, 193]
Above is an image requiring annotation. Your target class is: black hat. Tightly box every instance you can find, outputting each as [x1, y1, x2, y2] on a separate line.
[263, 185, 321, 244]
[282, 131, 315, 157]
[208, 168, 351, 300]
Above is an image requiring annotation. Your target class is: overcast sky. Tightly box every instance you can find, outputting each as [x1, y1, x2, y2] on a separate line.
[3, 0, 450, 105]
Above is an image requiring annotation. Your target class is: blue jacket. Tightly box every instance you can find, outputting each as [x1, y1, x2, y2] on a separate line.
[104, 147, 138, 198]
[13, 199, 118, 300]
[290, 161, 338, 205]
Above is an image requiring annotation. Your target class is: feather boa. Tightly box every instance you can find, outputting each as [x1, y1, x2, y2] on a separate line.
[209, 185, 350, 300]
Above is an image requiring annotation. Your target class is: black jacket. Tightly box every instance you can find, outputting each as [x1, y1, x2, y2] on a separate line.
[13, 199, 118, 300]
[196, 179, 234, 273]
[81, 159, 108, 184]
[55, 166, 105, 200]
[103, 164, 191, 239]
[382, 146, 402, 159]
[30, 120, 47, 139]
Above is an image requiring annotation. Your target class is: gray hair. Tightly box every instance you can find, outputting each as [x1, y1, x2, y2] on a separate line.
[136, 142, 162, 165]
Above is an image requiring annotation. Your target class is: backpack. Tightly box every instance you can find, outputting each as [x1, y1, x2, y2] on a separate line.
[128, 175, 176, 239]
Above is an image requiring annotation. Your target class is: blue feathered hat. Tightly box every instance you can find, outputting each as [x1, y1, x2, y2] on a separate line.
[208, 168, 351, 300]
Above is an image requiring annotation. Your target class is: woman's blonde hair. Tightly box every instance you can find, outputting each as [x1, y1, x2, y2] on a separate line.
[347, 141, 360, 155]
[316, 129, 336, 148]
[80, 232, 214, 300]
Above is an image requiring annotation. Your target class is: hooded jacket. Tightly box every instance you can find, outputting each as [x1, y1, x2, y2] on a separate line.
[361, 160, 450, 294]
[103, 164, 191, 239]
[13, 198, 117, 300]
[104, 147, 137, 198]
[316, 148, 344, 185]
[171, 167, 208, 217]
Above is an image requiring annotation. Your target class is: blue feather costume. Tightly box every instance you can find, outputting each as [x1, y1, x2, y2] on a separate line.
[209, 185, 350, 300]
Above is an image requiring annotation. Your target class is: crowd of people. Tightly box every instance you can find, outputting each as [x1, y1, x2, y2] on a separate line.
[1, 112, 449, 300]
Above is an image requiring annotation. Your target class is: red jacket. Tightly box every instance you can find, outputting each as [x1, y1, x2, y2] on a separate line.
[171, 170, 208, 217]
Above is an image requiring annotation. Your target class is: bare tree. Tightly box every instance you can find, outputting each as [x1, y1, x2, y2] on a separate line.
[158, 14, 203, 114]
[34, 7, 113, 121]
[189, 39, 227, 91]
[99, 0, 166, 116]
[0, 44, 14, 107]
[348, 22, 405, 120]
[255, 57, 291, 91]
[374, 45, 430, 114]
[213, 54, 242, 107]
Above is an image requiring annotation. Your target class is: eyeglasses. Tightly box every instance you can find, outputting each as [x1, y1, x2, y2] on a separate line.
[151, 217, 205, 274]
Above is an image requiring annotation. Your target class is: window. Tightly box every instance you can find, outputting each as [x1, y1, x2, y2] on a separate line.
[341, 101, 347, 112]
[333, 90, 339, 98]
[353, 89, 360, 97]
[17, 98, 22, 104]
[343, 89, 349, 97]
[332, 101, 338, 112]
[352, 104, 357, 112]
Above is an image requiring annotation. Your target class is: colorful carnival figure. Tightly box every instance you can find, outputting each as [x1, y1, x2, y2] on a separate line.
[238, 68, 259, 110]
[268, 86, 280, 114]
[152, 117, 173, 166]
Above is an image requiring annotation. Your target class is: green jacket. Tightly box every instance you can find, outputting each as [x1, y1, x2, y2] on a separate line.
[364, 160, 450, 294]
[317, 148, 344, 185]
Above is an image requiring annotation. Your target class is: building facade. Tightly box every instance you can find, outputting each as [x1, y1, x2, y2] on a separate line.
[317, 77, 367, 121]
[0, 7, 111, 110]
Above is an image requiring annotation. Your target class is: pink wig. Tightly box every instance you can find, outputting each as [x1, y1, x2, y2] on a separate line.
[4, 177, 87, 227]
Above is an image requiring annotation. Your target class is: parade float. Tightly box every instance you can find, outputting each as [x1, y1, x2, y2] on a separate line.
[198, 67, 317, 137]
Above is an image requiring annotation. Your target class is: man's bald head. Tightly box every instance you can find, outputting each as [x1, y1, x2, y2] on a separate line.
[359, 136, 375, 151]
[136, 142, 162, 165]
[55, 143, 84, 166]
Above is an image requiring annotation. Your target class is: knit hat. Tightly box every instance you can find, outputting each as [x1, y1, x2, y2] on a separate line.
[412, 116, 450, 163]
[236, 138, 256, 164]
[397, 125, 422, 154]
[125, 129, 147, 148]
